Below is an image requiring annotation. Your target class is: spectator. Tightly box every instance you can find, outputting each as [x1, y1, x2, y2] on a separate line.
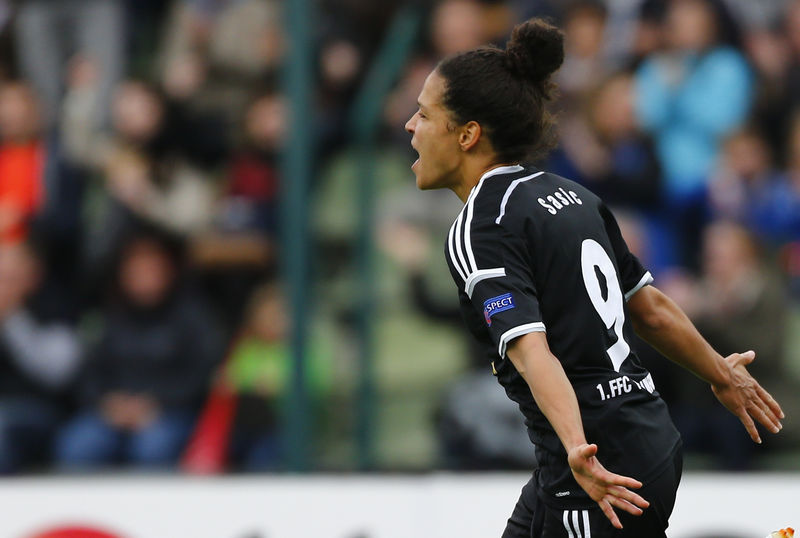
[217, 91, 286, 240]
[634, 0, 753, 265]
[159, 0, 284, 127]
[317, 36, 364, 157]
[160, 58, 229, 173]
[744, 16, 793, 158]
[0, 81, 44, 245]
[557, 1, 610, 101]
[0, 78, 85, 323]
[0, 242, 81, 473]
[185, 91, 285, 328]
[660, 220, 788, 468]
[708, 128, 775, 221]
[65, 79, 163, 171]
[709, 120, 800, 244]
[103, 81, 217, 236]
[56, 227, 223, 469]
[707, 127, 798, 240]
[549, 71, 661, 210]
[628, 0, 669, 68]
[223, 283, 330, 470]
[759, 112, 800, 242]
[13, 0, 124, 131]
[383, 0, 488, 148]
[81, 80, 219, 282]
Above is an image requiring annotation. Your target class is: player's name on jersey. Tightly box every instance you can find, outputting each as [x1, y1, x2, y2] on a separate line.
[537, 187, 582, 215]
[595, 373, 655, 402]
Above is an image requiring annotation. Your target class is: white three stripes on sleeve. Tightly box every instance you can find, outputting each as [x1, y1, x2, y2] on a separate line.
[448, 216, 467, 281]
[453, 211, 470, 278]
[450, 167, 533, 294]
[448, 167, 547, 302]
[463, 177, 486, 273]
[448, 176, 493, 289]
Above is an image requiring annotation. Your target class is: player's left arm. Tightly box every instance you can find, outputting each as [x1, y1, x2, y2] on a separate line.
[506, 332, 649, 529]
[599, 201, 784, 443]
[627, 285, 785, 443]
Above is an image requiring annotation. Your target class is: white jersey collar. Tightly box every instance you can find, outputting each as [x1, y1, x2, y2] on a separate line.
[479, 164, 524, 182]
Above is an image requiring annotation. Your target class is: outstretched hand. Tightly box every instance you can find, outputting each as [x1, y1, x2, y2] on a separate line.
[711, 350, 785, 444]
[567, 443, 650, 529]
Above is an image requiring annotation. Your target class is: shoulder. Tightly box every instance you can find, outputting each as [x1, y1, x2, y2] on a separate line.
[469, 166, 541, 224]
[471, 168, 599, 231]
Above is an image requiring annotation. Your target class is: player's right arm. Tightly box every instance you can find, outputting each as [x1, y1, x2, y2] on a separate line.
[627, 285, 784, 443]
[507, 332, 650, 529]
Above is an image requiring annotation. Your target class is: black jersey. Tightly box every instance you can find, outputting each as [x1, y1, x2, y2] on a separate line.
[444, 164, 681, 508]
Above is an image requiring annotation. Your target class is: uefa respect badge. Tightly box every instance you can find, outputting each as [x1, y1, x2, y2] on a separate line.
[483, 293, 515, 326]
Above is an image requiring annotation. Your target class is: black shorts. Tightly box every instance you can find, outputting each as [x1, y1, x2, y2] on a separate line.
[502, 447, 683, 538]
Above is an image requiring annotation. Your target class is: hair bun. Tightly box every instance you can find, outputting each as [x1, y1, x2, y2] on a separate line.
[505, 19, 564, 84]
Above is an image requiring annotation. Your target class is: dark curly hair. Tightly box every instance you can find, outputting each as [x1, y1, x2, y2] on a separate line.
[436, 18, 564, 163]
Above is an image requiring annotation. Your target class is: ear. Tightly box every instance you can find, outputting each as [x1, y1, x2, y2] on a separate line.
[458, 120, 482, 152]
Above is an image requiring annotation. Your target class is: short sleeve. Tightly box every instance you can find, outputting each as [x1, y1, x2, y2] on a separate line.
[600, 204, 653, 301]
[465, 223, 545, 359]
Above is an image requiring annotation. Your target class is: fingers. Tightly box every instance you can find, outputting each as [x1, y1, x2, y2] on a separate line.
[608, 485, 650, 510]
[736, 405, 761, 443]
[757, 384, 785, 420]
[729, 350, 755, 368]
[750, 393, 782, 434]
[721, 351, 787, 441]
[599, 499, 623, 530]
[602, 471, 643, 490]
[605, 493, 644, 516]
[578, 443, 598, 459]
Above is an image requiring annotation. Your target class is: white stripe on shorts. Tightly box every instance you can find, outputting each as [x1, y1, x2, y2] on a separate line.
[562, 510, 575, 538]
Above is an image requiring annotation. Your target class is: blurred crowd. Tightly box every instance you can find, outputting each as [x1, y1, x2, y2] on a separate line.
[0, 0, 798, 475]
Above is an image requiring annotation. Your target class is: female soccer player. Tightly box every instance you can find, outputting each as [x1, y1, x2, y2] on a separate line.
[405, 18, 784, 537]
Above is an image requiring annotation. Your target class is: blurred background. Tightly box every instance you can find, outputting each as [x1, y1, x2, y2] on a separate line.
[0, 0, 798, 485]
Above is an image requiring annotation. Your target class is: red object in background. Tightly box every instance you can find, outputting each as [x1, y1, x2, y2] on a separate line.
[181, 382, 238, 474]
[0, 142, 44, 243]
[181, 335, 241, 474]
[227, 152, 278, 201]
[28, 526, 122, 538]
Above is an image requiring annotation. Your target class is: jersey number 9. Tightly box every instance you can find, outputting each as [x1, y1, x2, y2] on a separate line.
[580, 239, 630, 371]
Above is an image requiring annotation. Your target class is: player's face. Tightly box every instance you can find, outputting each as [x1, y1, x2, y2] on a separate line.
[405, 70, 463, 190]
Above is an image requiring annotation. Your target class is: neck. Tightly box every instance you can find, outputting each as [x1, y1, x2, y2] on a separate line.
[451, 161, 516, 203]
